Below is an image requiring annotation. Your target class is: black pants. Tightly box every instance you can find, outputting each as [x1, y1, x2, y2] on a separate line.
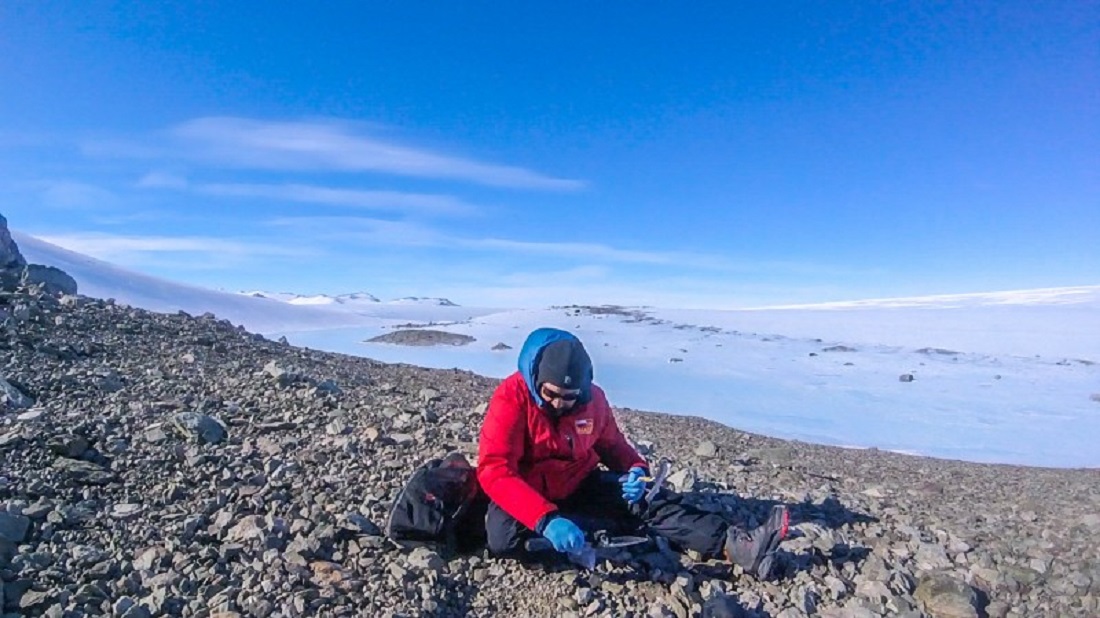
[485, 470, 730, 558]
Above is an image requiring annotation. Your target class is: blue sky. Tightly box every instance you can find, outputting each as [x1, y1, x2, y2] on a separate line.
[1, 2, 1096, 308]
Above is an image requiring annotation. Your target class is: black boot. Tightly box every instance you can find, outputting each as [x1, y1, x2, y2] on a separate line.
[723, 505, 789, 579]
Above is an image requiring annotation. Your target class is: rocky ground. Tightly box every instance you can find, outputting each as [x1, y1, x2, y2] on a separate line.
[1, 284, 1098, 618]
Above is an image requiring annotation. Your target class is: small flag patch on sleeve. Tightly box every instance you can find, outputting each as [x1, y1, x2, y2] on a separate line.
[575, 418, 593, 435]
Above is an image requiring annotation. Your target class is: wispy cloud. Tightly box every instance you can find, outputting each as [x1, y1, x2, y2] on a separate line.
[267, 216, 448, 247]
[36, 233, 314, 264]
[40, 181, 118, 208]
[159, 117, 585, 190]
[136, 172, 478, 216]
[467, 238, 687, 266]
[196, 182, 480, 216]
[265, 215, 794, 272]
[136, 172, 188, 189]
[496, 265, 613, 284]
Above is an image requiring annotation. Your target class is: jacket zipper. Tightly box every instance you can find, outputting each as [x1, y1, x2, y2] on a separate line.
[554, 415, 575, 458]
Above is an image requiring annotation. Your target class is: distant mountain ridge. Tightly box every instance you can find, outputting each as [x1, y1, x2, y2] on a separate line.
[243, 290, 458, 307]
[746, 285, 1100, 310]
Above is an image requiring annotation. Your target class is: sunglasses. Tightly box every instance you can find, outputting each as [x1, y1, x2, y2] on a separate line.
[540, 384, 580, 402]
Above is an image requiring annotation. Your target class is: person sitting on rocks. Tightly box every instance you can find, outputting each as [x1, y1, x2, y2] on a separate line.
[477, 327, 789, 578]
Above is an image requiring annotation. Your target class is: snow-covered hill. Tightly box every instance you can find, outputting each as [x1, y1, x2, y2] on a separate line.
[243, 291, 382, 306]
[13, 229, 1100, 467]
[14, 232, 493, 333]
[13, 233, 377, 333]
[242, 290, 458, 307]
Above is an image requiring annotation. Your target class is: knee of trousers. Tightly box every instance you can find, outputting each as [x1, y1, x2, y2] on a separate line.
[486, 528, 526, 555]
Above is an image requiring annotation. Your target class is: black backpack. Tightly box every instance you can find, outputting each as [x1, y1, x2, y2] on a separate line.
[384, 452, 487, 551]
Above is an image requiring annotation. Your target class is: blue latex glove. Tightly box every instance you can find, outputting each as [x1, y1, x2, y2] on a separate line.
[542, 517, 586, 553]
[620, 466, 648, 504]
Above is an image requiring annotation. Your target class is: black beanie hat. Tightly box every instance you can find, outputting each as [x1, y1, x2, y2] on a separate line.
[537, 339, 592, 390]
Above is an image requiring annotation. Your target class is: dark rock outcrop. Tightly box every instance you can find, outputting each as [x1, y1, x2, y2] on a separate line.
[0, 214, 26, 271]
[0, 213, 77, 295]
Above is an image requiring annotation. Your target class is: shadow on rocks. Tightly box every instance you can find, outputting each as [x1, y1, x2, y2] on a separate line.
[428, 577, 484, 617]
[788, 495, 878, 528]
[702, 593, 750, 617]
[677, 492, 879, 582]
[408, 545, 488, 617]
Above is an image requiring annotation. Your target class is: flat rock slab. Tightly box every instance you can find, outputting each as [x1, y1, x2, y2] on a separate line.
[171, 412, 227, 444]
[51, 458, 115, 485]
[366, 329, 475, 347]
[915, 572, 979, 618]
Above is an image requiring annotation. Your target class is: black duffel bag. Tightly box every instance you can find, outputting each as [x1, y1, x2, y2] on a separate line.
[384, 451, 487, 551]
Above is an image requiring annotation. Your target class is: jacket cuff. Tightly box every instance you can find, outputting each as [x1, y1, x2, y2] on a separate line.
[534, 510, 560, 535]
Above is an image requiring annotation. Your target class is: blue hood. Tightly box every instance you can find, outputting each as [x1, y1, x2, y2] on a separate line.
[518, 328, 593, 406]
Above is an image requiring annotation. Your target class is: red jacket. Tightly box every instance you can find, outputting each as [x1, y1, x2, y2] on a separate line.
[477, 371, 647, 530]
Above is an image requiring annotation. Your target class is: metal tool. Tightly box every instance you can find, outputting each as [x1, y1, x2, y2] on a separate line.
[524, 531, 650, 553]
[643, 458, 672, 504]
[618, 457, 672, 503]
[525, 530, 651, 569]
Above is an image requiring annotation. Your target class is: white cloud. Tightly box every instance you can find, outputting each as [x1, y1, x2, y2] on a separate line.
[266, 215, 865, 279]
[40, 181, 117, 208]
[466, 237, 686, 265]
[36, 233, 313, 264]
[266, 216, 447, 246]
[196, 182, 479, 216]
[168, 117, 586, 190]
[136, 172, 189, 189]
[496, 265, 613, 284]
[267, 216, 692, 263]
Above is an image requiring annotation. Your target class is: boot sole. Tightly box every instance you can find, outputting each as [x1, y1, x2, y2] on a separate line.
[751, 505, 789, 580]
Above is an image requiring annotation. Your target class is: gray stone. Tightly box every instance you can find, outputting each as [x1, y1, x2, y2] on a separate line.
[47, 434, 89, 458]
[694, 440, 718, 458]
[73, 582, 108, 603]
[22, 264, 78, 296]
[856, 580, 892, 603]
[71, 545, 106, 566]
[915, 543, 952, 571]
[406, 547, 445, 573]
[0, 512, 30, 543]
[15, 407, 43, 420]
[19, 588, 51, 609]
[0, 378, 34, 409]
[1079, 513, 1100, 528]
[110, 504, 144, 520]
[344, 512, 380, 535]
[700, 593, 747, 617]
[113, 596, 137, 615]
[51, 458, 114, 484]
[914, 572, 978, 618]
[667, 469, 697, 492]
[226, 516, 265, 542]
[121, 603, 153, 618]
[171, 411, 227, 444]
